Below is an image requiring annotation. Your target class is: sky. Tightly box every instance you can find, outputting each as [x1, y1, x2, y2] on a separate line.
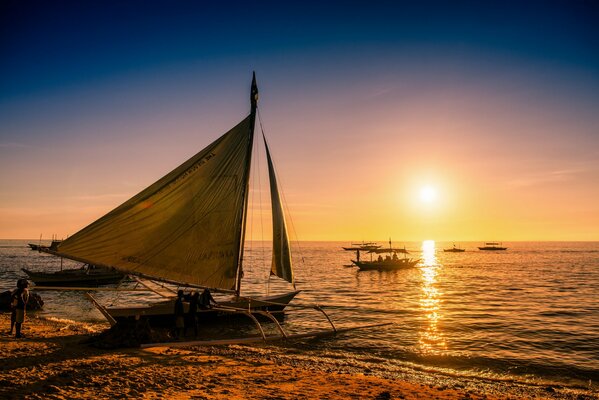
[1, 0, 598, 241]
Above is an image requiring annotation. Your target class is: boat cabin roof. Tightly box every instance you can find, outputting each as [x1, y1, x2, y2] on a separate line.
[367, 248, 409, 254]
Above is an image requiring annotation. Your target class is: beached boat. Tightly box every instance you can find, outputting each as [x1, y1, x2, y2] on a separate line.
[22, 264, 125, 286]
[443, 244, 465, 252]
[352, 240, 420, 271]
[42, 74, 301, 327]
[478, 242, 507, 251]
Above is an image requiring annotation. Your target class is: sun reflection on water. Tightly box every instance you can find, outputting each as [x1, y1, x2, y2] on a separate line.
[419, 240, 447, 354]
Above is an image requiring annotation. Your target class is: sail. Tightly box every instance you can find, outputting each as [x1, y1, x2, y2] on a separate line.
[264, 136, 294, 283]
[54, 116, 253, 291]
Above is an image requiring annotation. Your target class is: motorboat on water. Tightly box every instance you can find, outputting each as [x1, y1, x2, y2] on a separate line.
[478, 242, 507, 251]
[349, 240, 420, 271]
[342, 241, 381, 251]
[443, 243, 465, 252]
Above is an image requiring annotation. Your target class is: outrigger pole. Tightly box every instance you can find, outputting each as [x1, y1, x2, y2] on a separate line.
[140, 322, 393, 349]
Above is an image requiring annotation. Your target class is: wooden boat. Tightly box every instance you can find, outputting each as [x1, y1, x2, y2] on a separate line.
[352, 240, 419, 271]
[443, 244, 465, 252]
[342, 241, 381, 251]
[22, 264, 125, 286]
[478, 242, 507, 251]
[41, 74, 302, 327]
[28, 239, 62, 251]
[342, 241, 382, 265]
[354, 257, 420, 271]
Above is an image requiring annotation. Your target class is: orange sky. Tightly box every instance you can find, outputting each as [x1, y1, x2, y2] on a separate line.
[2, 3, 598, 241]
[2, 70, 598, 241]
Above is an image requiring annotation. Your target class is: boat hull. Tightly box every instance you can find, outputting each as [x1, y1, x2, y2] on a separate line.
[22, 267, 125, 286]
[478, 247, 507, 251]
[444, 248, 465, 252]
[106, 290, 301, 327]
[354, 259, 419, 271]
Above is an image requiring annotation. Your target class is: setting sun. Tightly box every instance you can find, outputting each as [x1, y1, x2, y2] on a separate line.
[419, 186, 437, 204]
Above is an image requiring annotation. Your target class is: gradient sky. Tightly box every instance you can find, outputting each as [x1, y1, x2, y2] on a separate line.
[1, 1, 598, 241]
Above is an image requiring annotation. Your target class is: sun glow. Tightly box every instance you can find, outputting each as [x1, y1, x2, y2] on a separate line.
[419, 185, 437, 204]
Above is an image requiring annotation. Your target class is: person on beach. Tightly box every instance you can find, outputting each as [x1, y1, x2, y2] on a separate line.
[13, 278, 29, 339]
[186, 291, 199, 337]
[9, 287, 18, 335]
[199, 288, 216, 310]
[174, 290, 185, 339]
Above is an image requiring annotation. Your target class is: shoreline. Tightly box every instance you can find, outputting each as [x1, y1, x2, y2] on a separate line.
[0, 314, 596, 400]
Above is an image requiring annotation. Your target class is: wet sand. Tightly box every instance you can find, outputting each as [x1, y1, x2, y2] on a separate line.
[0, 314, 593, 400]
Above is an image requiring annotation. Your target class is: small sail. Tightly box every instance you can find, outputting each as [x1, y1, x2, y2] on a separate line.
[264, 136, 293, 283]
[55, 116, 253, 291]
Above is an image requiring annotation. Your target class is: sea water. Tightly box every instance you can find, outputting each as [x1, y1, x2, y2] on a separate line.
[1, 240, 598, 393]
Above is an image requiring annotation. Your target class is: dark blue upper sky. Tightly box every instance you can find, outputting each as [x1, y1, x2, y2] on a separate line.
[1, 0, 598, 100]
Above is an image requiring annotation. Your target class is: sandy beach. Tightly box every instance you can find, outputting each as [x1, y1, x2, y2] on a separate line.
[1, 314, 595, 400]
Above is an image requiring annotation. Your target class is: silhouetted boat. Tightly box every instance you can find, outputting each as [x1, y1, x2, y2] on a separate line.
[42, 74, 302, 327]
[352, 240, 419, 271]
[478, 242, 507, 251]
[22, 264, 125, 286]
[444, 244, 465, 252]
[342, 241, 381, 251]
[28, 240, 62, 251]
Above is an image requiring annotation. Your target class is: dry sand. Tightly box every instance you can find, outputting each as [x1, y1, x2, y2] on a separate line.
[0, 314, 595, 400]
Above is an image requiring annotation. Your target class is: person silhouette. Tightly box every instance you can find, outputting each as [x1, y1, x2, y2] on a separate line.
[13, 279, 30, 339]
[173, 290, 185, 339]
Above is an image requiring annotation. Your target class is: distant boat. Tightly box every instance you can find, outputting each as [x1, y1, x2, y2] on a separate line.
[342, 241, 382, 265]
[22, 264, 125, 286]
[352, 240, 420, 271]
[444, 243, 465, 252]
[28, 240, 62, 251]
[342, 241, 381, 251]
[478, 242, 507, 251]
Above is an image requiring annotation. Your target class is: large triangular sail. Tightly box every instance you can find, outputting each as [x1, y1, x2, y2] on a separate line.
[264, 136, 294, 284]
[54, 116, 254, 291]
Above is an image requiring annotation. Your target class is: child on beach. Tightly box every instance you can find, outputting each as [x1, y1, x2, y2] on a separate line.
[13, 278, 29, 339]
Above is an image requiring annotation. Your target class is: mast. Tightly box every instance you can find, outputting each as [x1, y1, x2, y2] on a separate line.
[235, 72, 258, 296]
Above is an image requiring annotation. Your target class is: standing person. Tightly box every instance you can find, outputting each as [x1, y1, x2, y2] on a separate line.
[186, 291, 199, 337]
[14, 279, 29, 339]
[8, 286, 18, 335]
[173, 290, 185, 339]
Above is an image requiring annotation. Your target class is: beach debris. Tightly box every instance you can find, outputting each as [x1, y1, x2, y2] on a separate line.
[0, 290, 44, 311]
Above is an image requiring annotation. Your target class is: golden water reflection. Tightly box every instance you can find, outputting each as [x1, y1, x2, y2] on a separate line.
[419, 240, 447, 354]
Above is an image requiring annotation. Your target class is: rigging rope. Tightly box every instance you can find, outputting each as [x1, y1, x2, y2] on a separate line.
[257, 109, 307, 283]
[258, 108, 305, 264]
[254, 110, 268, 292]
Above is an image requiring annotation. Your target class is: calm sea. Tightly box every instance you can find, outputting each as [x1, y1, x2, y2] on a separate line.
[1, 240, 598, 393]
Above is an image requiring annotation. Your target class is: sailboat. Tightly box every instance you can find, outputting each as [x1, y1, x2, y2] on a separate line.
[44, 73, 300, 326]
